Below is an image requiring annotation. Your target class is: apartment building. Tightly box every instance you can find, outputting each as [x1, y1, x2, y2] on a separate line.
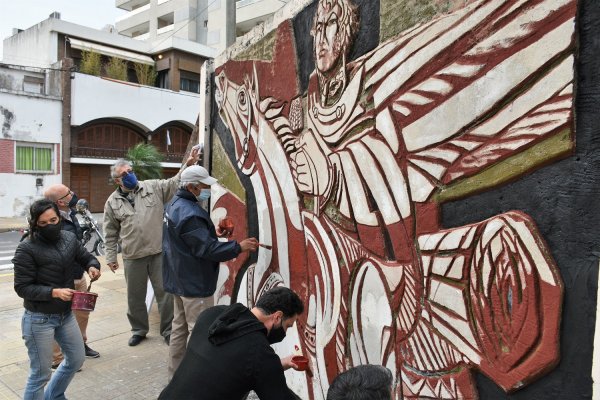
[1, 14, 215, 215]
[116, 0, 289, 53]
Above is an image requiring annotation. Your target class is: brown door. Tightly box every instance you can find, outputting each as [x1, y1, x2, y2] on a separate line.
[71, 165, 91, 206]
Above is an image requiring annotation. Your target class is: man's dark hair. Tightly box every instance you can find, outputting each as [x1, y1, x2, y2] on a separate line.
[29, 199, 60, 234]
[255, 287, 304, 319]
[327, 365, 393, 400]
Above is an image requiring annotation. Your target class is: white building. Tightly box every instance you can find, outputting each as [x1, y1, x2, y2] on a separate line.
[0, 64, 63, 217]
[0, 14, 215, 216]
[115, 0, 289, 53]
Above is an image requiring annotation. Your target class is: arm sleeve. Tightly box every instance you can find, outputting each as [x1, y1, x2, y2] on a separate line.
[154, 166, 186, 204]
[13, 244, 53, 301]
[253, 353, 297, 400]
[103, 201, 120, 264]
[180, 216, 241, 262]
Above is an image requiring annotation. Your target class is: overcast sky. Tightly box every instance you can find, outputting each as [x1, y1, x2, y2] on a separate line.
[0, 0, 126, 62]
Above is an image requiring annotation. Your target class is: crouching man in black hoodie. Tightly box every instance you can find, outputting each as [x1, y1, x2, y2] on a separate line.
[159, 287, 304, 400]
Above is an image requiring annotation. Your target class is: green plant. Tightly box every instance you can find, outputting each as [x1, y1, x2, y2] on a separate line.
[134, 63, 157, 86]
[79, 50, 102, 76]
[105, 56, 128, 81]
[125, 143, 164, 180]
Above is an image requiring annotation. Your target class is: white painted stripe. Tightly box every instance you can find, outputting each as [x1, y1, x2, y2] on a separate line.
[0, 255, 14, 261]
[374, 0, 500, 104]
[471, 56, 573, 137]
[0, 249, 16, 254]
[403, 19, 574, 151]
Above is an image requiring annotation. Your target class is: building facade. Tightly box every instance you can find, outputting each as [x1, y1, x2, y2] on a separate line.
[1, 14, 214, 215]
[115, 0, 290, 54]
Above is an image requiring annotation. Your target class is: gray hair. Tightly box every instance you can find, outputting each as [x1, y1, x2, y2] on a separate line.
[179, 181, 196, 190]
[111, 159, 131, 179]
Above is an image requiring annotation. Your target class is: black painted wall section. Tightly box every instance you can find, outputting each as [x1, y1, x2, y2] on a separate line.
[292, 0, 380, 94]
[441, 1, 600, 398]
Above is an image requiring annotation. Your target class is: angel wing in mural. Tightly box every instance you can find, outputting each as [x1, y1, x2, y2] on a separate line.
[215, 0, 573, 398]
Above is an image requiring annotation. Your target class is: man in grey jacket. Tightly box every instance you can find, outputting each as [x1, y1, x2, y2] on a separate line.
[103, 148, 199, 346]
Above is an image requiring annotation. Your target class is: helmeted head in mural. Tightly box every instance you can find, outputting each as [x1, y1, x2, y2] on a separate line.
[310, 0, 359, 105]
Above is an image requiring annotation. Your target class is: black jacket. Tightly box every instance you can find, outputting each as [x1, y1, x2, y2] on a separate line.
[162, 189, 240, 297]
[13, 230, 100, 314]
[159, 304, 297, 400]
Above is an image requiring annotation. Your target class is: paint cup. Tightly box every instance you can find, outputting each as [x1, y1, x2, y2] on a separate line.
[71, 291, 98, 311]
[219, 216, 234, 237]
[292, 355, 309, 371]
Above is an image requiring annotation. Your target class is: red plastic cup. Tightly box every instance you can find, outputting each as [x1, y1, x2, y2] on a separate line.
[292, 355, 309, 371]
[219, 216, 234, 237]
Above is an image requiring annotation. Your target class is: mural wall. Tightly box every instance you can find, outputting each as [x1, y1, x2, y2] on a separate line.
[209, 0, 600, 398]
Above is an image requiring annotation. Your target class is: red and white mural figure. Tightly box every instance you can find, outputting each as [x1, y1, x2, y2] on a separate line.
[212, 0, 574, 398]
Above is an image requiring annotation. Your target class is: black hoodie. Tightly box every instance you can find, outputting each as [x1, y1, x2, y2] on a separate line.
[159, 303, 298, 400]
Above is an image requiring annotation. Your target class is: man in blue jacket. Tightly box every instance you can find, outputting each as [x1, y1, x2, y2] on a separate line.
[162, 165, 258, 379]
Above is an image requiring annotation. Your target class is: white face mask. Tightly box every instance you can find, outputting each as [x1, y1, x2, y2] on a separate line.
[197, 188, 211, 202]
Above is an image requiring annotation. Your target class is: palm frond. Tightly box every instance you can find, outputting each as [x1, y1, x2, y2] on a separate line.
[126, 143, 164, 180]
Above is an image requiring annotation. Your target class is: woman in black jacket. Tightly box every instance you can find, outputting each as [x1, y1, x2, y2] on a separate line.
[13, 199, 101, 400]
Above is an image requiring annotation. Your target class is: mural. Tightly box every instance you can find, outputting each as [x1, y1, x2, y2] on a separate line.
[210, 0, 577, 398]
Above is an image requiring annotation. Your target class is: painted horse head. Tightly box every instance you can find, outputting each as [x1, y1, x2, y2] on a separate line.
[215, 66, 263, 175]
[215, 65, 294, 176]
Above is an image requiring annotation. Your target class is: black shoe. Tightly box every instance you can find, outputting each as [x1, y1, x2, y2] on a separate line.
[128, 335, 146, 346]
[85, 344, 100, 358]
[164, 334, 170, 345]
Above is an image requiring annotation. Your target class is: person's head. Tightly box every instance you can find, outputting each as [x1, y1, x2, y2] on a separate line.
[253, 287, 304, 344]
[28, 199, 62, 242]
[327, 365, 393, 400]
[180, 165, 217, 201]
[311, 0, 359, 74]
[44, 183, 78, 211]
[111, 159, 137, 192]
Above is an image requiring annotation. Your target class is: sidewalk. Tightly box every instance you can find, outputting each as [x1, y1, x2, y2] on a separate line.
[0, 255, 170, 399]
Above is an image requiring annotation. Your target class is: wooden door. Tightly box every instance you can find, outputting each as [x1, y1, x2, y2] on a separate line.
[70, 165, 91, 205]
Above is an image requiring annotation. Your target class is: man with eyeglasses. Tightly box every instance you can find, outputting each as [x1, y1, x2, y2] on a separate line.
[103, 148, 200, 347]
[44, 184, 102, 366]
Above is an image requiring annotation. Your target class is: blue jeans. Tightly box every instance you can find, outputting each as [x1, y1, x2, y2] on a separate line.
[22, 310, 85, 400]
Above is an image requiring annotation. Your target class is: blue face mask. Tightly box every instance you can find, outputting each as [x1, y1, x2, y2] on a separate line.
[121, 172, 138, 190]
[197, 188, 211, 201]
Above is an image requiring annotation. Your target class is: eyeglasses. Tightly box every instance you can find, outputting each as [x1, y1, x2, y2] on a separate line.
[57, 190, 73, 202]
[119, 170, 133, 178]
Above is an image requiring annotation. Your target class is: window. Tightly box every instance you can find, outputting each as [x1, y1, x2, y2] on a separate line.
[180, 77, 200, 93]
[157, 70, 170, 89]
[16, 143, 54, 173]
[180, 71, 200, 93]
[23, 75, 44, 94]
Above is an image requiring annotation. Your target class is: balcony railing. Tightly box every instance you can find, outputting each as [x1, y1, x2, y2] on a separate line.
[71, 146, 185, 163]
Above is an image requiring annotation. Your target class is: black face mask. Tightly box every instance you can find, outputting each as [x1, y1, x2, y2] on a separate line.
[68, 193, 78, 209]
[38, 222, 62, 242]
[267, 322, 286, 344]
